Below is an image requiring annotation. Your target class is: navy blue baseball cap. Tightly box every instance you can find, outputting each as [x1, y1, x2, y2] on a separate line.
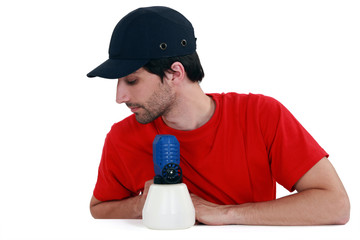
[87, 6, 197, 79]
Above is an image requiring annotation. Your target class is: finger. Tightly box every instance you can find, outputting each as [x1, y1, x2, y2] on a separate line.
[143, 179, 154, 197]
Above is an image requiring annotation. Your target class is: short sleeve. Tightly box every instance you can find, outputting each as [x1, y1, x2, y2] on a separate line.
[261, 97, 328, 192]
[93, 133, 132, 202]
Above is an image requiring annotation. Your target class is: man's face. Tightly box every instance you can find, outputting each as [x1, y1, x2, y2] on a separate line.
[116, 68, 175, 124]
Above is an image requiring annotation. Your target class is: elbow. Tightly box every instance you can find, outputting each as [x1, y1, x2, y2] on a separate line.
[90, 205, 100, 219]
[89, 195, 106, 219]
[90, 206, 107, 219]
[90, 203, 105, 219]
[331, 192, 351, 225]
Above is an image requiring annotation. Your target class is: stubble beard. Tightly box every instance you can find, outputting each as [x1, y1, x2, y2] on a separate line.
[133, 84, 175, 124]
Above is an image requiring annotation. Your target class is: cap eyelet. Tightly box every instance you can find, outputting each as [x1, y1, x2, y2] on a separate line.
[181, 39, 187, 47]
[160, 43, 167, 50]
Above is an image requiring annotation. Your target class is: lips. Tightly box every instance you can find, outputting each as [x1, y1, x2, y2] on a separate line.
[126, 103, 142, 113]
[130, 107, 140, 113]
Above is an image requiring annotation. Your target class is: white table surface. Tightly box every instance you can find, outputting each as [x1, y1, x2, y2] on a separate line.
[1, 217, 359, 240]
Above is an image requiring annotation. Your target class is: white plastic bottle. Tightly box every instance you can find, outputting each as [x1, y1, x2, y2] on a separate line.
[142, 183, 195, 230]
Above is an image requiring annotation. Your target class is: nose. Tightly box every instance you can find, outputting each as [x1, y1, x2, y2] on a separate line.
[116, 79, 130, 104]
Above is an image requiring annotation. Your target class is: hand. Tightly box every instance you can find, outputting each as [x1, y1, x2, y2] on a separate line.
[135, 179, 153, 217]
[190, 193, 231, 225]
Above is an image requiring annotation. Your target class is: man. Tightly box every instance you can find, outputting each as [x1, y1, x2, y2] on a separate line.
[87, 6, 350, 225]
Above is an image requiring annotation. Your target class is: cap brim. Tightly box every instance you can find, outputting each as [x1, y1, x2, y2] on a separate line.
[87, 58, 149, 79]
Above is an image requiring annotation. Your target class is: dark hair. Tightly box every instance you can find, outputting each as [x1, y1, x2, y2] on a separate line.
[143, 51, 204, 82]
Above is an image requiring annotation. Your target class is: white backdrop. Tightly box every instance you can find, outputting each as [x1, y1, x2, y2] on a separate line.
[0, 0, 359, 239]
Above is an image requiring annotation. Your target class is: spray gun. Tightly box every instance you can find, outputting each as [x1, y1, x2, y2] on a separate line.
[142, 135, 195, 230]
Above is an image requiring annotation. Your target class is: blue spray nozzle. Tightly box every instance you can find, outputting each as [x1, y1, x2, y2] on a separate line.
[153, 135, 182, 184]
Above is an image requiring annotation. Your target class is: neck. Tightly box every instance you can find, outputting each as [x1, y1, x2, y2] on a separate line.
[162, 84, 215, 131]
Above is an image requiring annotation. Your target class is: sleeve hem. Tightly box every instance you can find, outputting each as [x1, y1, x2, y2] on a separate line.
[286, 153, 329, 192]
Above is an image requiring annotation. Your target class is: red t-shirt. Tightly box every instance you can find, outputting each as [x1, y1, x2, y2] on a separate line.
[93, 93, 328, 204]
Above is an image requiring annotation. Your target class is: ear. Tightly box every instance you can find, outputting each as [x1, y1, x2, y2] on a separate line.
[163, 62, 185, 84]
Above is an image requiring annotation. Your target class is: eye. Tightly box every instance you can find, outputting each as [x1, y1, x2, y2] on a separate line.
[126, 79, 137, 85]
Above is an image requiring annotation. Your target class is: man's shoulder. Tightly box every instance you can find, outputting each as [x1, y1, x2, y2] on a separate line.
[107, 114, 156, 139]
[210, 92, 280, 107]
[112, 113, 136, 127]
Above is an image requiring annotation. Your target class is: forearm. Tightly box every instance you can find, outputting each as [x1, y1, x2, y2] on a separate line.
[224, 189, 349, 225]
[193, 157, 350, 226]
[90, 180, 153, 219]
[90, 195, 143, 219]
